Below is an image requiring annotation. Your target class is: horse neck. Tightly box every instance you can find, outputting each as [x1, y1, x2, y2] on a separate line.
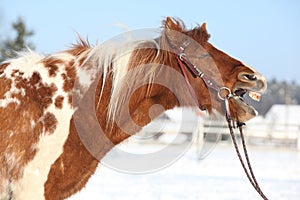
[92, 42, 199, 145]
[44, 41, 196, 199]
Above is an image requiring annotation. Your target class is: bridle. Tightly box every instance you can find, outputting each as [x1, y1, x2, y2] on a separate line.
[174, 42, 269, 200]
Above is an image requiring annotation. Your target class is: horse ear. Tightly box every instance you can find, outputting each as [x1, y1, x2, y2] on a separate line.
[164, 17, 183, 32]
[163, 17, 186, 47]
[200, 23, 207, 32]
[199, 22, 210, 42]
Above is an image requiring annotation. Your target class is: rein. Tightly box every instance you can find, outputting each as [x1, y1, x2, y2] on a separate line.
[174, 43, 269, 200]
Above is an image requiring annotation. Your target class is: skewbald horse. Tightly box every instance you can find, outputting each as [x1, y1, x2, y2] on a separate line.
[0, 17, 266, 199]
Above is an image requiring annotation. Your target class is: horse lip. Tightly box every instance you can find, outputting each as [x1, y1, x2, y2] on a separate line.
[231, 87, 261, 119]
[232, 95, 259, 118]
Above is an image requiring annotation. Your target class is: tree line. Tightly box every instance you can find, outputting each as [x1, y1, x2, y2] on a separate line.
[0, 17, 34, 62]
[1, 18, 299, 116]
[248, 79, 300, 116]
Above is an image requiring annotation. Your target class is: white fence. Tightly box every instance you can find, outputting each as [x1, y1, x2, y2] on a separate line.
[196, 119, 300, 151]
[138, 107, 300, 151]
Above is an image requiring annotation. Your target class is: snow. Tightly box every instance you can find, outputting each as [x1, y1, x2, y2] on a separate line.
[67, 107, 300, 199]
[265, 105, 300, 125]
[68, 143, 300, 200]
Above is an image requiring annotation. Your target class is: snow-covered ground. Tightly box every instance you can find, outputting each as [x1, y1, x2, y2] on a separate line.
[68, 142, 300, 200]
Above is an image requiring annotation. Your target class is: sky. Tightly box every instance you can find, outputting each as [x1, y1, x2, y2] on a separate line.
[1, 0, 300, 83]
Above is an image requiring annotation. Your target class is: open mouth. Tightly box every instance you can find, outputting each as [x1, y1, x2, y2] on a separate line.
[233, 88, 262, 104]
[231, 88, 263, 121]
[230, 72, 267, 122]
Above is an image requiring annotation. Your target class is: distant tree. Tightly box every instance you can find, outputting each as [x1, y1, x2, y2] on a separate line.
[248, 78, 300, 116]
[0, 17, 35, 62]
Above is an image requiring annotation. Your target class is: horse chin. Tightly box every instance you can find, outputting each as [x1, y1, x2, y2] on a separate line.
[230, 96, 258, 122]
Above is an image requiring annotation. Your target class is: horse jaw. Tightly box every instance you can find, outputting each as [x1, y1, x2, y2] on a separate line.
[230, 71, 267, 122]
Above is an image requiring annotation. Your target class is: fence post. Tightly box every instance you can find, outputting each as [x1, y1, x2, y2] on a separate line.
[195, 118, 204, 156]
[297, 127, 300, 152]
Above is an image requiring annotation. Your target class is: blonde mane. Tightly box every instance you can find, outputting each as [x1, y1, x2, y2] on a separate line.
[74, 37, 162, 124]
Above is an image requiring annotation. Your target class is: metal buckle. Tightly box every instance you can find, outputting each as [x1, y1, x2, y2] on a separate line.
[179, 53, 186, 61]
[182, 41, 190, 48]
[218, 87, 232, 100]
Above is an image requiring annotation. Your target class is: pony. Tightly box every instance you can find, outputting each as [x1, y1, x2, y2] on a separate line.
[0, 17, 267, 200]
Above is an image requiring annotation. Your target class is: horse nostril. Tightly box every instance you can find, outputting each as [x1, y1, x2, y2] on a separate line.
[257, 80, 266, 90]
[244, 74, 257, 81]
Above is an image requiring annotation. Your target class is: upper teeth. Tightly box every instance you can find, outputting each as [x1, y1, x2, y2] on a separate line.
[249, 91, 261, 102]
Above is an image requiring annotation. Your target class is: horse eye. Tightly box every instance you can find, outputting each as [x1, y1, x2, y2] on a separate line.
[198, 54, 210, 59]
[244, 74, 257, 81]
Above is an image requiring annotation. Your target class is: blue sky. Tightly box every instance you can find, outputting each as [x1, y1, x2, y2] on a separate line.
[1, 0, 300, 83]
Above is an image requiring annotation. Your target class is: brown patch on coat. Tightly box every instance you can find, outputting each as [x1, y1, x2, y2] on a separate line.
[36, 83, 58, 109]
[43, 112, 58, 134]
[0, 63, 10, 75]
[69, 94, 73, 105]
[54, 95, 64, 109]
[0, 76, 12, 99]
[62, 65, 76, 92]
[30, 72, 42, 85]
[42, 58, 63, 77]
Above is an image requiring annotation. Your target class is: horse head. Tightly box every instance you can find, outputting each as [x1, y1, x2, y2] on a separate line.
[162, 17, 267, 122]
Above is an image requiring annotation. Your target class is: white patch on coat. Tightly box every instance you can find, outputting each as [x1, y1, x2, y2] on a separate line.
[11, 101, 73, 200]
[0, 178, 10, 200]
[3, 52, 75, 200]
